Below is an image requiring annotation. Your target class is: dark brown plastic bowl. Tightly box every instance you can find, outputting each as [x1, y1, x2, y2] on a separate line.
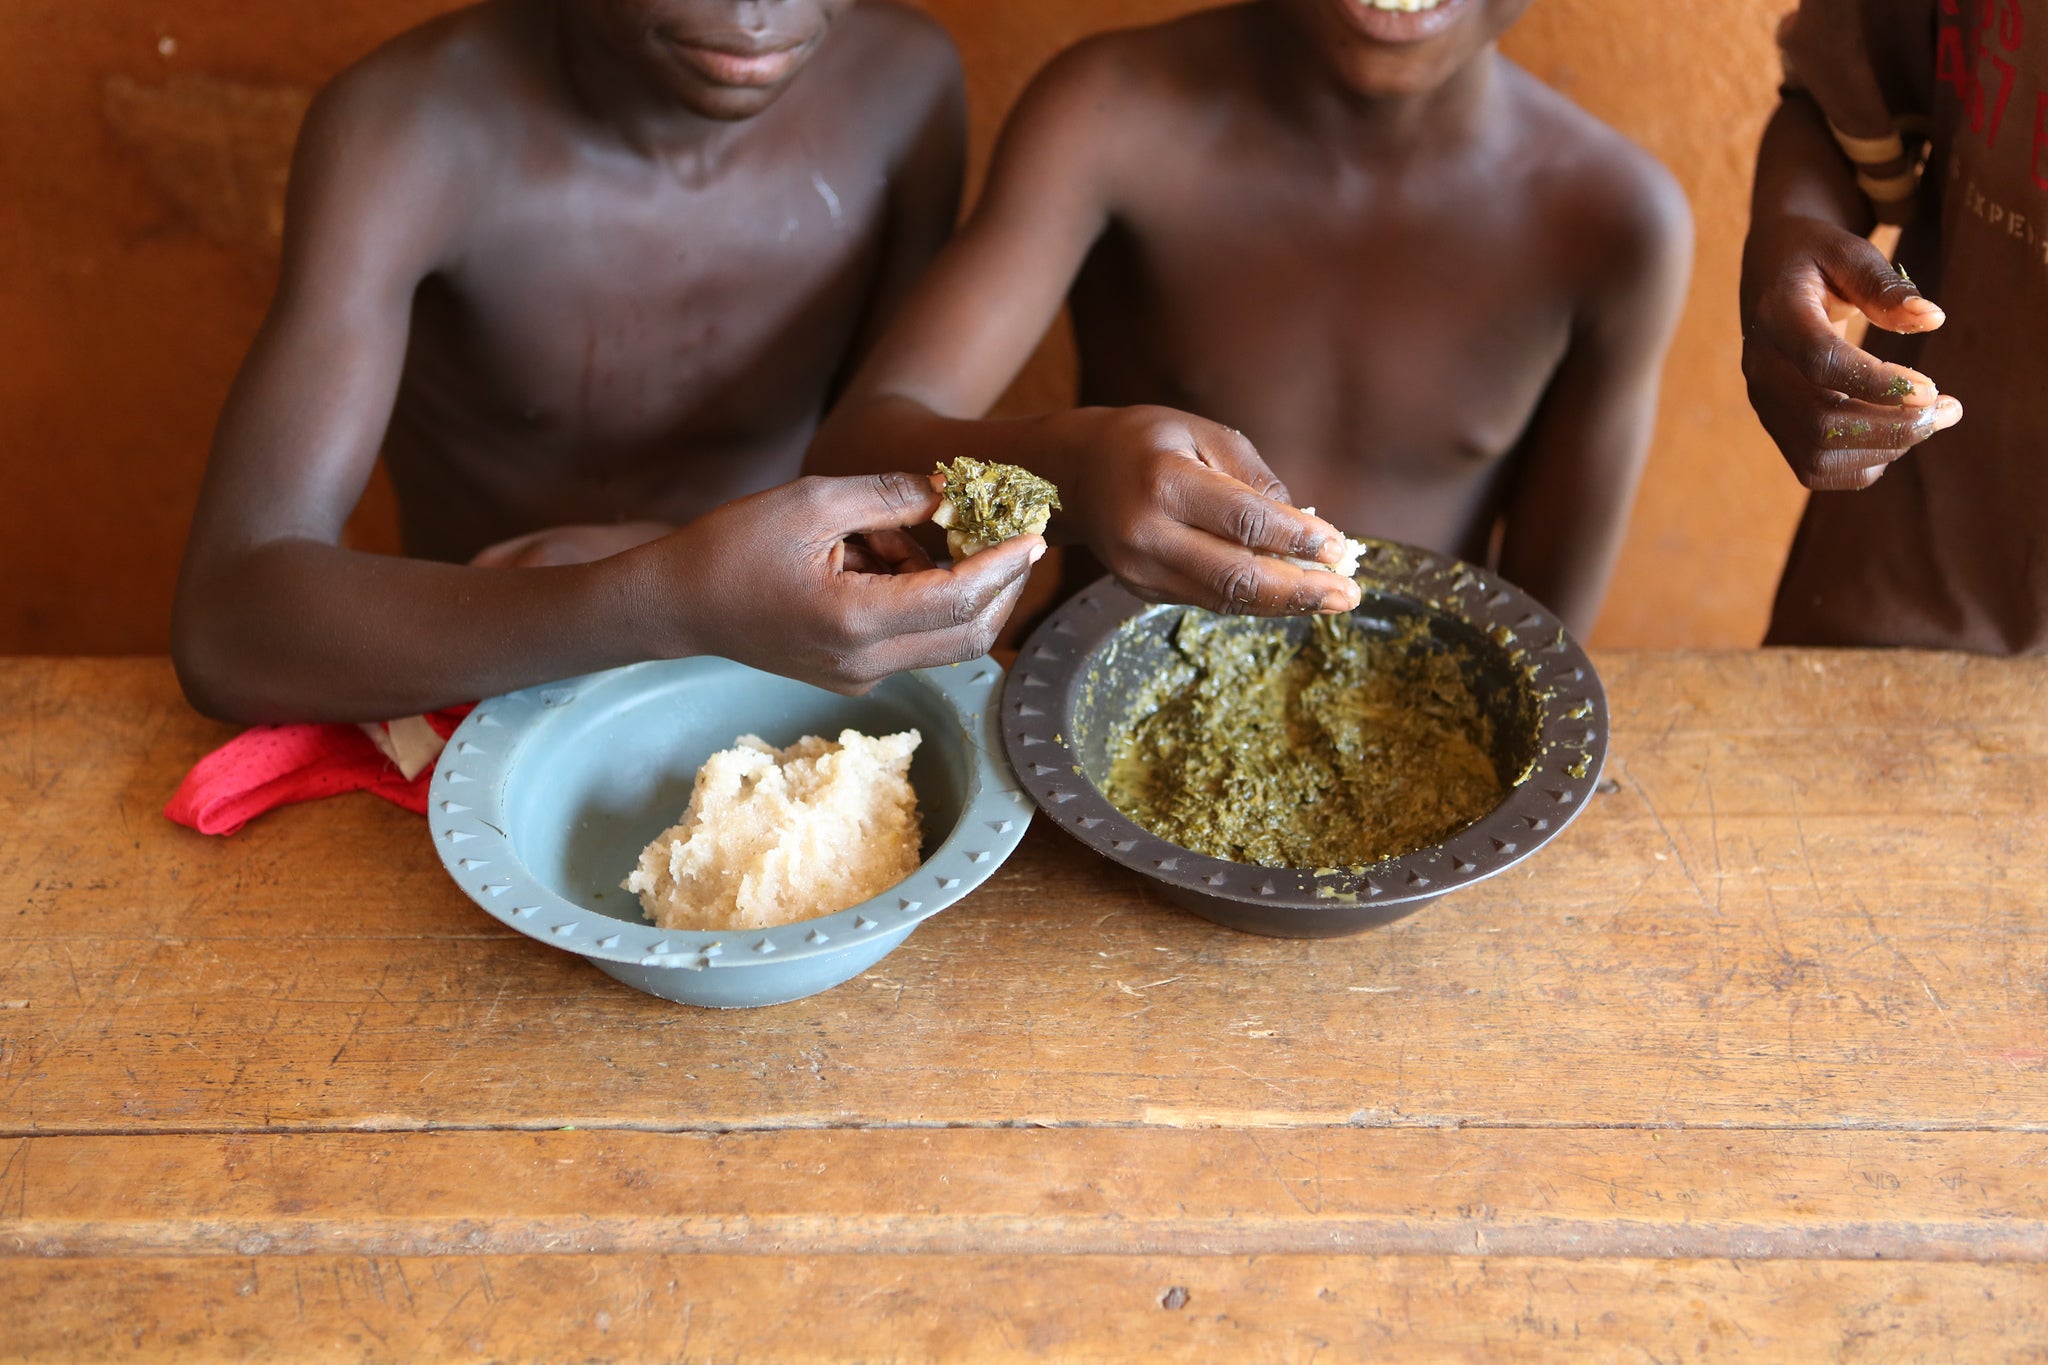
[1001, 543, 1607, 937]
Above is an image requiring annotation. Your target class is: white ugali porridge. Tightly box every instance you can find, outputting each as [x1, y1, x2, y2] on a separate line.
[623, 729, 923, 932]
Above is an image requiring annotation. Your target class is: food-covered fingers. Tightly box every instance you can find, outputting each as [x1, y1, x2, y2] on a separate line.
[1751, 276, 1936, 408]
[1114, 523, 1359, 617]
[1158, 458, 1342, 563]
[1807, 228, 1945, 339]
[1744, 341, 1962, 489]
[1804, 391, 1964, 452]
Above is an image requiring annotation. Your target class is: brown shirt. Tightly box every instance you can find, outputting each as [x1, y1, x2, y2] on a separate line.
[1769, 0, 2048, 652]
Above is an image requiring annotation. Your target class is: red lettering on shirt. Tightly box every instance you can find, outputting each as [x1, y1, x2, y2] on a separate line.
[1988, 0, 2025, 52]
[1939, 23, 1974, 102]
[1939, 6, 2030, 149]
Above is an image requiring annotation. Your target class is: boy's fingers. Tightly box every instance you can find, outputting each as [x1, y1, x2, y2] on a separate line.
[1140, 524, 1360, 616]
[1809, 230, 1945, 340]
[844, 534, 1042, 636]
[857, 528, 938, 575]
[1161, 461, 1338, 561]
[1755, 276, 1937, 407]
[1806, 392, 1963, 450]
[1193, 423, 1293, 506]
[800, 471, 945, 540]
[864, 570, 1036, 677]
[1801, 447, 1915, 492]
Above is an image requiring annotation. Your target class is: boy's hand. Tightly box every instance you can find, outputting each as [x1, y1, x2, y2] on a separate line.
[1741, 215, 1961, 491]
[1063, 406, 1362, 616]
[470, 521, 673, 569]
[633, 473, 1041, 694]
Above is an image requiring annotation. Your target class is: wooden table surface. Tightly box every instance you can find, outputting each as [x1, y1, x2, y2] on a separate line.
[1, 654, 2044, 1362]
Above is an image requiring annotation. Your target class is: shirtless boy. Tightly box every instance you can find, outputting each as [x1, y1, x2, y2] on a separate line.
[173, 0, 1040, 725]
[1745, 0, 2042, 653]
[810, 0, 1692, 637]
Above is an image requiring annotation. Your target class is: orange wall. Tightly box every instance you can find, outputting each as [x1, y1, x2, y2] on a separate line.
[0, 0, 1800, 655]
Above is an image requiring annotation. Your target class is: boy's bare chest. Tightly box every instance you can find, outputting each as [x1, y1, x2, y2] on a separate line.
[1075, 180, 1573, 467]
[412, 155, 888, 444]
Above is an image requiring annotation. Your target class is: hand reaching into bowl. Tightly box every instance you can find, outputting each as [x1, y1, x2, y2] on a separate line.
[1042, 406, 1365, 617]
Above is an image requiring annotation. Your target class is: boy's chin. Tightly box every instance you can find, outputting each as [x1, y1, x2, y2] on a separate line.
[664, 77, 804, 121]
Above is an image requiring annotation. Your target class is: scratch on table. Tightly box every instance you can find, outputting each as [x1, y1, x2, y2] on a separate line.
[1854, 892, 1968, 1062]
[1613, 755, 1715, 915]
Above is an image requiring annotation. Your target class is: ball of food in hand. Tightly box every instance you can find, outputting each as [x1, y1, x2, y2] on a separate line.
[930, 457, 1061, 561]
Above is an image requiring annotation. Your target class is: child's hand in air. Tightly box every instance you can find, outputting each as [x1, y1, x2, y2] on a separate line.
[1740, 217, 1961, 491]
[623, 472, 1041, 694]
[1059, 406, 1361, 616]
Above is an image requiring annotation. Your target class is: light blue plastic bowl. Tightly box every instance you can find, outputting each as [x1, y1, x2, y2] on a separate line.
[427, 657, 1032, 1008]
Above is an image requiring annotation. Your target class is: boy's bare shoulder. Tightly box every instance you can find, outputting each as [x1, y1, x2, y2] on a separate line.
[1029, 4, 1261, 106]
[811, 2, 964, 132]
[832, 1, 961, 78]
[1499, 63, 1692, 271]
[1000, 2, 1263, 179]
[298, 4, 534, 182]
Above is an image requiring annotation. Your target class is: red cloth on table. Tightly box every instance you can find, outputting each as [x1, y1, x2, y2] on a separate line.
[165, 706, 474, 836]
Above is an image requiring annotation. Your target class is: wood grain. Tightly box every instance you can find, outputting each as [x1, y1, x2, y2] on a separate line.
[6, 1254, 2045, 1364]
[5, 1128, 2045, 1261]
[2, 655, 2045, 1358]
[3, 656, 2043, 1135]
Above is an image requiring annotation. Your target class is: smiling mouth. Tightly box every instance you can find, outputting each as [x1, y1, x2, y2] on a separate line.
[661, 36, 810, 88]
[1343, 0, 1473, 43]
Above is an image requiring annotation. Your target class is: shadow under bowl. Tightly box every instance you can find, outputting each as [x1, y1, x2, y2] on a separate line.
[1001, 545, 1607, 938]
[430, 657, 1032, 1006]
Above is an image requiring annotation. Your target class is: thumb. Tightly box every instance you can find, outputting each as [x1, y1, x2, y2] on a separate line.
[847, 533, 1043, 634]
[1814, 231, 1944, 337]
[803, 471, 944, 538]
[946, 532, 1044, 594]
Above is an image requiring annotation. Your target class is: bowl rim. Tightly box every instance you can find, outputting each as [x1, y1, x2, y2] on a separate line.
[428, 656, 1034, 972]
[1001, 544, 1608, 916]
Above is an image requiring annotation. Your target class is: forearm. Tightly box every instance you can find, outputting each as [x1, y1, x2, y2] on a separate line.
[1746, 93, 1878, 316]
[172, 539, 667, 724]
[1497, 395, 1660, 640]
[1496, 512, 1629, 643]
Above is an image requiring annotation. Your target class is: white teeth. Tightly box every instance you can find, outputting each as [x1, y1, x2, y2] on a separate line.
[1362, 0, 1447, 11]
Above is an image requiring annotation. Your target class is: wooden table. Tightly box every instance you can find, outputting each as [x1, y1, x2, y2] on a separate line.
[1, 654, 2044, 1361]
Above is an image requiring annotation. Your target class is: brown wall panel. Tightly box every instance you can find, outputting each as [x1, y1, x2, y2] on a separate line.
[0, 0, 1801, 655]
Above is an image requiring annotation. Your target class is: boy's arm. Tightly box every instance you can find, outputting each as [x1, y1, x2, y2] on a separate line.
[1740, 4, 1955, 492]
[174, 69, 1036, 724]
[809, 43, 1358, 618]
[832, 15, 967, 385]
[1495, 165, 1693, 638]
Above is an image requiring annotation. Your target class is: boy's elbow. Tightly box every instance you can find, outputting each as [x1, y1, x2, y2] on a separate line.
[171, 616, 250, 724]
[170, 580, 273, 724]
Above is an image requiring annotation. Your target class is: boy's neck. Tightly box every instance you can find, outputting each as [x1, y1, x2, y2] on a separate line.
[551, 2, 753, 165]
[1276, 31, 1502, 159]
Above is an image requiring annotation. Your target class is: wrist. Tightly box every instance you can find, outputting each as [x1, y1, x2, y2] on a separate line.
[586, 541, 699, 664]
